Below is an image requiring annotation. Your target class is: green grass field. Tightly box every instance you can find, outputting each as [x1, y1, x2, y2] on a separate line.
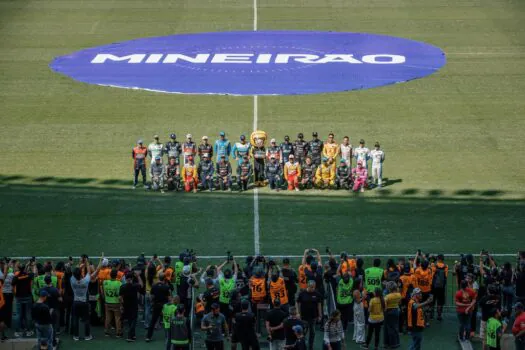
[1, 0, 524, 348]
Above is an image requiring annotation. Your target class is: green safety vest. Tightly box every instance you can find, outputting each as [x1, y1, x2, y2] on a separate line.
[103, 279, 122, 304]
[364, 267, 383, 293]
[486, 317, 501, 348]
[170, 316, 189, 344]
[37, 275, 58, 289]
[175, 262, 184, 286]
[337, 278, 354, 305]
[162, 303, 177, 329]
[219, 277, 235, 304]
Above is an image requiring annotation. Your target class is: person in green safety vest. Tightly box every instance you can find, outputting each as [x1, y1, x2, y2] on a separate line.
[170, 304, 192, 349]
[486, 308, 506, 350]
[102, 269, 123, 338]
[364, 259, 384, 294]
[174, 253, 185, 293]
[217, 258, 239, 329]
[336, 272, 354, 332]
[162, 295, 179, 350]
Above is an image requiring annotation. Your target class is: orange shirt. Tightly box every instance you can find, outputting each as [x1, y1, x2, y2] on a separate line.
[98, 268, 111, 283]
[414, 268, 433, 293]
[399, 274, 416, 298]
[250, 277, 267, 302]
[269, 277, 288, 305]
[0, 280, 5, 309]
[432, 262, 449, 276]
[340, 259, 356, 277]
[298, 265, 311, 290]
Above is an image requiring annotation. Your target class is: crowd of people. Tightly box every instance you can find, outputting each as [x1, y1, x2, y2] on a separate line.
[131, 131, 386, 193]
[0, 250, 524, 350]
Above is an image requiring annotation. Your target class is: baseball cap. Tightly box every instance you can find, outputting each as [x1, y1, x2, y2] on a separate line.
[240, 135, 246, 140]
[170, 133, 176, 139]
[340, 159, 345, 163]
[154, 134, 159, 139]
[182, 265, 191, 275]
[284, 135, 290, 140]
[211, 302, 220, 310]
[39, 290, 48, 298]
[514, 302, 524, 310]
[202, 136, 208, 140]
[312, 132, 318, 136]
[155, 156, 161, 160]
[219, 131, 225, 136]
[137, 139, 143, 144]
[374, 142, 380, 147]
[359, 139, 365, 144]
[270, 138, 276, 143]
[412, 288, 422, 297]
[102, 258, 109, 267]
[289, 154, 294, 158]
[186, 134, 192, 139]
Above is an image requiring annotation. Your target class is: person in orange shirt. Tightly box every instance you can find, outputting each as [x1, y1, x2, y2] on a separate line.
[132, 139, 148, 188]
[183, 156, 198, 193]
[399, 265, 416, 334]
[413, 260, 433, 326]
[249, 268, 267, 314]
[284, 154, 301, 191]
[322, 133, 340, 164]
[269, 271, 289, 310]
[337, 252, 356, 278]
[431, 254, 448, 321]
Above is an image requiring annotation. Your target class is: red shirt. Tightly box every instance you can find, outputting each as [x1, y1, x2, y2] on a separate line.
[455, 288, 476, 313]
[512, 312, 525, 336]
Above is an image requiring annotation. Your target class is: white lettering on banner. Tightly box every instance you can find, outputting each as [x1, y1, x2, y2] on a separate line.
[91, 54, 146, 64]
[90, 53, 407, 64]
[211, 53, 254, 63]
[274, 54, 320, 64]
[311, 54, 363, 64]
[163, 54, 210, 63]
[361, 54, 405, 64]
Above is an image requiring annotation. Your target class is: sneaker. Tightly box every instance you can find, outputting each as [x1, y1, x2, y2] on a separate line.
[132, 185, 136, 189]
[295, 188, 299, 192]
[14, 332, 22, 338]
[126, 338, 135, 342]
[24, 331, 34, 337]
[73, 336, 80, 341]
[360, 187, 365, 193]
[193, 189, 197, 193]
[161, 189, 165, 193]
[145, 338, 152, 342]
[105, 332, 111, 337]
[84, 335, 93, 341]
[116, 334, 123, 339]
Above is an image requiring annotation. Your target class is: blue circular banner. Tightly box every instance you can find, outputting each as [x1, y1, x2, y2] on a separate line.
[50, 31, 446, 95]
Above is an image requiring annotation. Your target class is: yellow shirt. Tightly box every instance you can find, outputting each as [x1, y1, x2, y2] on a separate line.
[323, 142, 340, 159]
[368, 297, 385, 322]
[385, 292, 402, 309]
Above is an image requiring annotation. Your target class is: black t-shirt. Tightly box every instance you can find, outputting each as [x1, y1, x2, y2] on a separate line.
[151, 282, 171, 305]
[283, 317, 303, 345]
[203, 287, 220, 313]
[266, 308, 287, 340]
[291, 338, 307, 350]
[516, 271, 525, 298]
[12, 272, 35, 298]
[297, 290, 322, 320]
[120, 283, 141, 310]
[32, 302, 52, 325]
[178, 276, 191, 301]
[281, 268, 298, 295]
[42, 286, 60, 310]
[479, 295, 501, 321]
[234, 311, 257, 340]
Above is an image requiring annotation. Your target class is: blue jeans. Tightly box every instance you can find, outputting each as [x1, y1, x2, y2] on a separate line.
[200, 175, 213, 190]
[144, 293, 152, 327]
[268, 175, 281, 189]
[14, 296, 33, 332]
[36, 323, 53, 350]
[457, 312, 471, 340]
[502, 286, 514, 312]
[409, 330, 423, 350]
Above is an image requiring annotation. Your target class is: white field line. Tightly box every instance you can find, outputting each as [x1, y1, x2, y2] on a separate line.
[9, 254, 517, 260]
[252, 0, 260, 255]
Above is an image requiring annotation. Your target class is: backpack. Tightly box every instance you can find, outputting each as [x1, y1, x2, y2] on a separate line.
[433, 266, 446, 289]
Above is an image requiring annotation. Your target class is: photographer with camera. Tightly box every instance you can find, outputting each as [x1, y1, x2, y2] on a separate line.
[178, 265, 200, 318]
[281, 258, 298, 307]
[217, 255, 238, 329]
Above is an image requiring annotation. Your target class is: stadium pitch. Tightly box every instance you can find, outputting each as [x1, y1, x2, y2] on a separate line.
[0, 0, 524, 348]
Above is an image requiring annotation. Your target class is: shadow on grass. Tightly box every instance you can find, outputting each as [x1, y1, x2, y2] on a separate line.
[0, 173, 521, 201]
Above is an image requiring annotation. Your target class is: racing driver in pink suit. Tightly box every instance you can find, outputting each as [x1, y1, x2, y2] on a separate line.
[352, 160, 368, 192]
